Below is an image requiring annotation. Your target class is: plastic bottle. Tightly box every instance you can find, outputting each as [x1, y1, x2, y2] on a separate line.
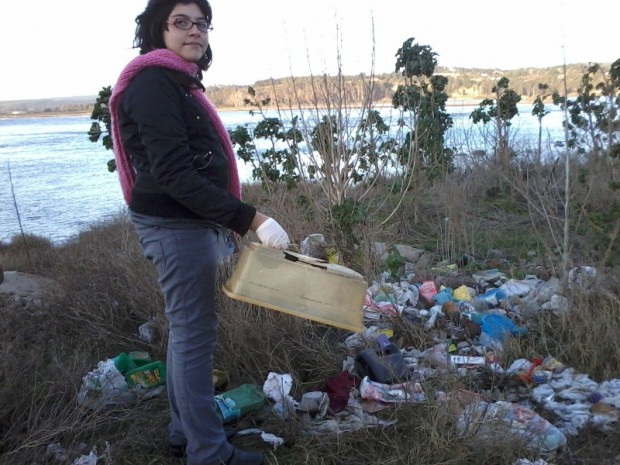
[355, 335, 409, 384]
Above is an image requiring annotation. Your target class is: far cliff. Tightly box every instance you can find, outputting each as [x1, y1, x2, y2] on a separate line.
[0, 63, 605, 116]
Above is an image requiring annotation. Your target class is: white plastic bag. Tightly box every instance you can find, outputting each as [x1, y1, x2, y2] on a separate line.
[457, 401, 566, 456]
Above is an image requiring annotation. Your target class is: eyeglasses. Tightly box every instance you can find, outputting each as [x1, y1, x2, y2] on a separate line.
[167, 17, 213, 33]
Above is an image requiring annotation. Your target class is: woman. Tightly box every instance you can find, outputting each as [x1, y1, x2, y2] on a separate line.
[109, 1, 289, 464]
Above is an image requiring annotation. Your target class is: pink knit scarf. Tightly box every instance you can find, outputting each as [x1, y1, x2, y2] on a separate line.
[109, 48, 241, 204]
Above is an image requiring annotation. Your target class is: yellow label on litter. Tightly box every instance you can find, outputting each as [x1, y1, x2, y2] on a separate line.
[326, 246, 340, 264]
[131, 369, 161, 387]
[376, 328, 394, 338]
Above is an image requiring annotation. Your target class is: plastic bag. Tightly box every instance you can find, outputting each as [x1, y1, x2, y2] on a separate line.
[359, 376, 426, 403]
[77, 359, 136, 410]
[457, 401, 566, 456]
[263, 372, 297, 418]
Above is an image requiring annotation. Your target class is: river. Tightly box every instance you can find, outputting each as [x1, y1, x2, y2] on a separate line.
[0, 104, 567, 244]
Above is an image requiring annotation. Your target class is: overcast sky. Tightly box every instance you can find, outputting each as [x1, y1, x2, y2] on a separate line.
[1, 0, 618, 101]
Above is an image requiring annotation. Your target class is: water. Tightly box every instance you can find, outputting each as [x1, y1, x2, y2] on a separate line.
[0, 105, 567, 244]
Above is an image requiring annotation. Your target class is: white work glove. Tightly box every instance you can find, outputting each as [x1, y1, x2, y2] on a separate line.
[256, 218, 290, 250]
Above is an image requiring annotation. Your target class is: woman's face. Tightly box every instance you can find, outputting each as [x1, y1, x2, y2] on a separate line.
[163, 3, 209, 63]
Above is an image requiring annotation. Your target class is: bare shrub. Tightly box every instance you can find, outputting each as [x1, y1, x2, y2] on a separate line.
[0, 234, 59, 275]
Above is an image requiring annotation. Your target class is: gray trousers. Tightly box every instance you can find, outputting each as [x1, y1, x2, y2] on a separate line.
[133, 220, 234, 465]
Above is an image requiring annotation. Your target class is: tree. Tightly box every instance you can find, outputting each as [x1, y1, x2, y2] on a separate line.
[229, 87, 303, 190]
[552, 61, 620, 161]
[470, 77, 521, 166]
[532, 83, 551, 163]
[392, 38, 454, 179]
[87, 86, 115, 172]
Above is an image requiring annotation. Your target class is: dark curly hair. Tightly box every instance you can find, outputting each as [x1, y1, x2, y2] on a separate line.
[133, 0, 213, 72]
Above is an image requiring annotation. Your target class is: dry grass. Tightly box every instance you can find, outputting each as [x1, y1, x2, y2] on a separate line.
[1, 155, 619, 465]
[0, 234, 60, 276]
[532, 290, 620, 381]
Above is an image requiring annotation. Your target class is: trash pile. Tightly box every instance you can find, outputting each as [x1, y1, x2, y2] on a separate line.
[224, 245, 618, 460]
[197, 254, 620, 456]
[72, 240, 618, 463]
[340, 253, 617, 458]
[77, 351, 166, 410]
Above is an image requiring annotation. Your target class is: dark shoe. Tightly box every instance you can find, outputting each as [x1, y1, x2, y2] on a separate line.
[226, 447, 264, 465]
[167, 427, 237, 458]
[167, 443, 186, 458]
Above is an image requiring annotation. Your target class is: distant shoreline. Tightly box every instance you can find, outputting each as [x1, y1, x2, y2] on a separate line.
[0, 111, 92, 119]
[0, 62, 596, 118]
[1, 96, 538, 120]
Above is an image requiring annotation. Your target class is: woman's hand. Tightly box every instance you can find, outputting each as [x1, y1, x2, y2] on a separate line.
[252, 213, 290, 249]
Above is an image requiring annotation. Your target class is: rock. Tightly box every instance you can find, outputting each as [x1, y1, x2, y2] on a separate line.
[487, 249, 505, 259]
[373, 242, 429, 265]
[138, 321, 158, 343]
[0, 271, 58, 307]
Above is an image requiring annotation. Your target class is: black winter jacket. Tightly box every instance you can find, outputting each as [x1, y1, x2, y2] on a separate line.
[118, 67, 256, 235]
